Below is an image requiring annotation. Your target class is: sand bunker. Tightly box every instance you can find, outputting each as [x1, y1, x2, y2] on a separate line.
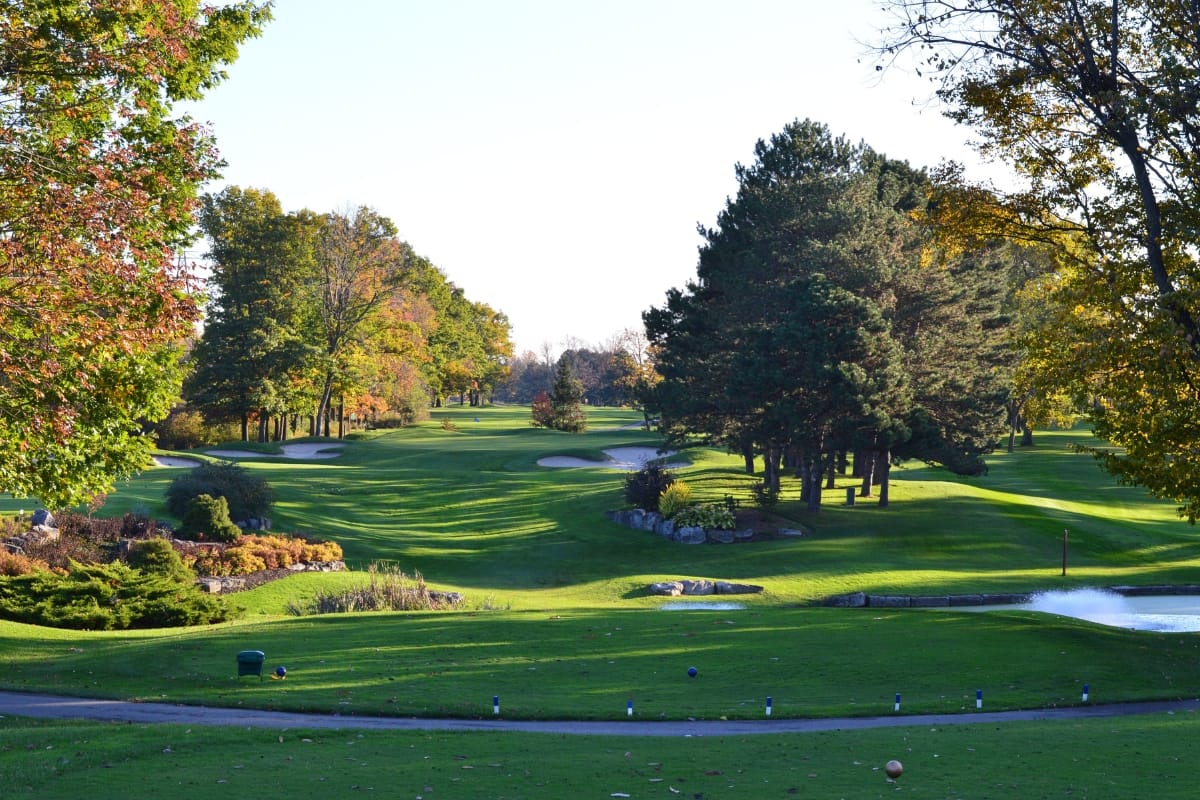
[152, 456, 204, 468]
[205, 443, 345, 460]
[537, 447, 688, 471]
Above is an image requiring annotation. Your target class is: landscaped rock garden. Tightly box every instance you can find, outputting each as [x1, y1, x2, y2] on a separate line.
[605, 508, 806, 544]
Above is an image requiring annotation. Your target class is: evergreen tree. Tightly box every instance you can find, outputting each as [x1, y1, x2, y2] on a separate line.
[549, 359, 587, 432]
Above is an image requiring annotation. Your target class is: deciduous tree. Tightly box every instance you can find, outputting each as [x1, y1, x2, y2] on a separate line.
[876, 0, 1200, 519]
[0, 0, 268, 506]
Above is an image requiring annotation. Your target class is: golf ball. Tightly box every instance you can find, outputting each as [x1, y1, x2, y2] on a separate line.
[885, 759, 903, 779]
[687, 666, 697, 677]
[274, 665, 287, 678]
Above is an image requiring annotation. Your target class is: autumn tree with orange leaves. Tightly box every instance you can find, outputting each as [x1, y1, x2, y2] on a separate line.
[0, 1, 269, 507]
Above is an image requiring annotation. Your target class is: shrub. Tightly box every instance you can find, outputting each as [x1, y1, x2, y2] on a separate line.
[180, 534, 344, 577]
[658, 480, 692, 518]
[153, 406, 210, 450]
[126, 538, 194, 583]
[0, 550, 48, 577]
[24, 512, 110, 569]
[0, 561, 237, 629]
[751, 481, 780, 509]
[165, 461, 274, 522]
[178, 494, 242, 543]
[531, 391, 553, 428]
[623, 463, 676, 511]
[673, 502, 736, 530]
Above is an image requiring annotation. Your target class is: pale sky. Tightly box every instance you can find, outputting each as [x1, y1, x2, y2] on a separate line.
[186, 0, 998, 356]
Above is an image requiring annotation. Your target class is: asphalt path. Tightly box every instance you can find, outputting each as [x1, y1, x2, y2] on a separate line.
[1, 691, 1198, 737]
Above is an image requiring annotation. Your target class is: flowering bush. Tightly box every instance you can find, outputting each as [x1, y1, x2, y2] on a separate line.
[673, 502, 736, 530]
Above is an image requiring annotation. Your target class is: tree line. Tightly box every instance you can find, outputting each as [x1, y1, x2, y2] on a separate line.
[183, 187, 513, 442]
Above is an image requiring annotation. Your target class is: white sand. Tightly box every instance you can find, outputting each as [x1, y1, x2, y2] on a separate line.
[537, 447, 688, 471]
[205, 443, 345, 460]
[152, 456, 204, 468]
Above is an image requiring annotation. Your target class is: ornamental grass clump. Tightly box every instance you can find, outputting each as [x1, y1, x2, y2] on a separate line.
[658, 480, 692, 518]
[287, 562, 462, 615]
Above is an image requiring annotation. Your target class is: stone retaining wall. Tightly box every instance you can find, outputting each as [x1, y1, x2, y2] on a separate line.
[605, 508, 755, 544]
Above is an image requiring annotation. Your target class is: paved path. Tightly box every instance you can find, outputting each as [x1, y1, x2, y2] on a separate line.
[1, 691, 1197, 737]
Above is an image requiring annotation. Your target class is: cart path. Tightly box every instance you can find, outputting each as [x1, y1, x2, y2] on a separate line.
[1, 691, 1198, 737]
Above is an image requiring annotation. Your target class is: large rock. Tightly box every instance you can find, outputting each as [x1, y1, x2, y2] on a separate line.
[30, 509, 53, 528]
[676, 526, 706, 544]
[680, 579, 715, 595]
[706, 529, 736, 544]
[638, 511, 663, 532]
[650, 581, 685, 596]
[654, 518, 677, 539]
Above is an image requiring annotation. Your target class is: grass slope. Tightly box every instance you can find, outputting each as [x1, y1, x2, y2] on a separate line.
[2, 405, 1200, 793]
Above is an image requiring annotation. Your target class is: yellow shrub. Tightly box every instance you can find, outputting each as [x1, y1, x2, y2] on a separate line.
[658, 481, 693, 518]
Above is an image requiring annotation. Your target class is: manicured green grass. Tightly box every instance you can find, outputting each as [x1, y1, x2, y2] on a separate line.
[29, 404, 1197, 611]
[2, 405, 1200, 792]
[2, 605, 1198, 720]
[3, 712, 1198, 799]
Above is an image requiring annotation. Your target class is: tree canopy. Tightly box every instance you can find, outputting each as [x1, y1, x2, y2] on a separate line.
[189, 189, 512, 438]
[0, 0, 269, 507]
[645, 119, 1014, 509]
[876, 0, 1200, 520]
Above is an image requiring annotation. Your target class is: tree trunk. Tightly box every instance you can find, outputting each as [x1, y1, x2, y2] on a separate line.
[859, 450, 875, 497]
[315, 371, 334, 437]
[851, 448, 864, 478]
[337, 397, 345, 439]
[825, 455, 837, 489]
[763, 445, 783, 493]
[805, 452, 824, 513]
[240, 413, 249, 442]
[877, 450, 892, 508]
[742, 444, 755, 474]
[1021, 423, 1033, 447]
[797, 449, 810, 503]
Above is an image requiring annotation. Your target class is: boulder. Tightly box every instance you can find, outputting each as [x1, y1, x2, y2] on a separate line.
[650, 581, 685, 596]
[680, 579, 715, 595]
[676, 526, 706, 544]
[30, 509, 53, 528]
[706, 529, 736, 544]
[638, 511, 663, 532]
[654, 518, 677, 539]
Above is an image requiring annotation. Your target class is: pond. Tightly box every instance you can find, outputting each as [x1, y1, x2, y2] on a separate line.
[951, 588, 1200, 633]
[659, 601, 746, 611]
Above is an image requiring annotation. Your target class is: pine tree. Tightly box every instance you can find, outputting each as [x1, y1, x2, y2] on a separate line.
[549, 360, 587, 433]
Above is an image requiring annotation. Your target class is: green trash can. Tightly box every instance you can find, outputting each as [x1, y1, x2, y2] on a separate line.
[236, 650, 266, 680]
